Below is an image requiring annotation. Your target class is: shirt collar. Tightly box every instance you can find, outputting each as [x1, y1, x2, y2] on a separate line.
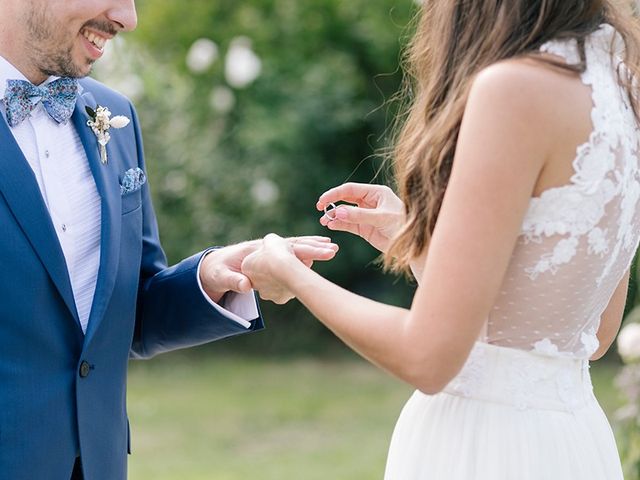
[0, 54, 30, 96]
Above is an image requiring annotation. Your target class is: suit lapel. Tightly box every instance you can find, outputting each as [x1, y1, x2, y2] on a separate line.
[72, 91, 121, 342]
[0, 115, 80, 324]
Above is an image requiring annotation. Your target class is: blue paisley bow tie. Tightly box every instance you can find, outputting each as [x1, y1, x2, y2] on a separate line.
[3, 77, 79, 127]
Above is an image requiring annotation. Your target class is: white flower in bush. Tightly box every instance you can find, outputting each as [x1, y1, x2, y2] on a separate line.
[617, 322, 640, 362]
[209, 86, 235, 113]
[225, 36, 262, 88]
[251, 178, 279, 206]
[187, 38, 219, 73]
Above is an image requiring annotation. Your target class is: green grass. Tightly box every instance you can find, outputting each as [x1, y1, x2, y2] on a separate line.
[127, 353, 623, 479]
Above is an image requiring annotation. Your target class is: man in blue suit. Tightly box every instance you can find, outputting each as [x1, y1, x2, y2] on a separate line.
[0, 0, 337, 479]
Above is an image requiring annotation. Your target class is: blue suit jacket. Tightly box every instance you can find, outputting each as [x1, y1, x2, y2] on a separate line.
[0, 78, 264, 480]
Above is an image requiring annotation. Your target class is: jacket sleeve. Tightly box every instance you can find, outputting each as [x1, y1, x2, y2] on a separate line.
[125, 103, 264, 359]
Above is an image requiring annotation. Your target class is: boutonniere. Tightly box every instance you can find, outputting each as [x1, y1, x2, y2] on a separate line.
[86, 105, 130, 164]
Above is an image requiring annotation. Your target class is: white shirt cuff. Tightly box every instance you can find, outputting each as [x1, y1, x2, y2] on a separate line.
[196, 252, 259, 329]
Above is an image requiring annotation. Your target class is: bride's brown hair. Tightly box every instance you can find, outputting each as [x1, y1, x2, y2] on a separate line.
[385, 0, 640, 272]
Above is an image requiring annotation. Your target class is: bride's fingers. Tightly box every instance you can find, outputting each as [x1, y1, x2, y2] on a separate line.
[332, 205, 390, 227]
[291, 243, 338, 261]
[319, 206, 358, 226]
[289, 237, 339, 249]
[288, 235, 333, 244]
[293, 243, 338, 259]
[267, 235, 337, 262]
[289, 238, 338, 252]
[316, 182, 380, 210]
[321, 219, 363, 237]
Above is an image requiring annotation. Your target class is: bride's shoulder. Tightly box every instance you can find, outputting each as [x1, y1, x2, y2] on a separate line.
[467, 56, 591, 139]
[471, 55, 586, 106]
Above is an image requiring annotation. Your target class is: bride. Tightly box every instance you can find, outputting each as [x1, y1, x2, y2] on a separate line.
[242, 1, 640, 478]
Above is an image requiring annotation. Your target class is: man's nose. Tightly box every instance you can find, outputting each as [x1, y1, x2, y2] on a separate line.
[105, 0, 137, 32]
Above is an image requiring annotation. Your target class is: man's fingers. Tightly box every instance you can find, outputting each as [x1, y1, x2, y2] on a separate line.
[224, 271, 253, 294]
[237, 276, 253, 293]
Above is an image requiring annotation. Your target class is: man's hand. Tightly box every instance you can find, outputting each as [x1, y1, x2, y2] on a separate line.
[200, 236, 338, 304]
[317, 183, 405, 254]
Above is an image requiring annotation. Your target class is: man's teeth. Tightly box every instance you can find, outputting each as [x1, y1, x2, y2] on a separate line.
[81, 29, 107, 50]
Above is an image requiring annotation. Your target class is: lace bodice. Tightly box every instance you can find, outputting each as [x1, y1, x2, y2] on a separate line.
[486, 24, 640, 359]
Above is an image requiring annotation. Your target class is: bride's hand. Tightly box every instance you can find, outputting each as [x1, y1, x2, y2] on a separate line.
[316, 183, 405, 254]
[241, 234, 336, 304]
[317, 183, 426, 282]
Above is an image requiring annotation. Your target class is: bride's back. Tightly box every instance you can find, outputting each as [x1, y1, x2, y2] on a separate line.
[487, 25, 640, 359]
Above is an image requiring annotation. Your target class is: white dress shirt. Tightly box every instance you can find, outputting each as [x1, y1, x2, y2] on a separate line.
[0, 55, 258, 332]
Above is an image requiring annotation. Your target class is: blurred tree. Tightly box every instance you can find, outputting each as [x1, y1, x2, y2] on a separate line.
[94, 0, 418, 353]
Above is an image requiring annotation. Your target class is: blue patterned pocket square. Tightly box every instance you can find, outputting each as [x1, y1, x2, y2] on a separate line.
[120, 167, 146, 195]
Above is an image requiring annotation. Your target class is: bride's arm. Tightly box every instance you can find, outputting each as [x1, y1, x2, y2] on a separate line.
[243, 61, 558, 393]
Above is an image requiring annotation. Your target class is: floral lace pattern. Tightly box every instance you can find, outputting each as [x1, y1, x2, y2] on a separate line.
[444, 343, 592, 412]
[522, 25, 636, 282]
[485, 24, 640, 360]
[580, 329, 600, 357]
[505, 355, 551, 410]
[445, 342, 486, 397]
[530, 329, 599, 359]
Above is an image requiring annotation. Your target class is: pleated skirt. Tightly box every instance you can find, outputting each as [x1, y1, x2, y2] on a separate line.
[384, 342, 623, 479]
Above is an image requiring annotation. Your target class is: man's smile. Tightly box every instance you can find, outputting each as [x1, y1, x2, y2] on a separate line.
[81, 27, 109, 52]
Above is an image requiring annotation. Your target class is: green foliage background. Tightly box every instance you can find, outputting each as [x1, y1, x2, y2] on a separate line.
[94, 0, 418, 353]
[94, 0, 640, 355]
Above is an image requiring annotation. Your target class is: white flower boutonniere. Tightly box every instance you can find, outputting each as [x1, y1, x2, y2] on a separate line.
[86, 105, 130, 164]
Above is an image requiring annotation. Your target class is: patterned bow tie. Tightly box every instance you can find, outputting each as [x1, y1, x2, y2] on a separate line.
[3, 77, 79, 127]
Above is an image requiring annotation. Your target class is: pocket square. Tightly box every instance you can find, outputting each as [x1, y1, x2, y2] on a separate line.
[120, 167, 146, 195]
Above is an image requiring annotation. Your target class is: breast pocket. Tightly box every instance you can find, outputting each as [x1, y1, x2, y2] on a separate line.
[121, 189, 142, 215]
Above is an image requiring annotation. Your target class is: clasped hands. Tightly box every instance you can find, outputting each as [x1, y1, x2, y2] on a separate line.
[199, 236, 339, 305]
[233, 183, 411, 304]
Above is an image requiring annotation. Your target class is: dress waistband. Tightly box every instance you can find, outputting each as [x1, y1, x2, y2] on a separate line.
[442, 342, 594, 412]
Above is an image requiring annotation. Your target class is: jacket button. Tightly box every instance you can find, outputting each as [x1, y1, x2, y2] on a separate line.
[79, 361, 91, 378]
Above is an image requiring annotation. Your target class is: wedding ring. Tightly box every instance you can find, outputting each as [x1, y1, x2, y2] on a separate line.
[324, 202, 338, 221]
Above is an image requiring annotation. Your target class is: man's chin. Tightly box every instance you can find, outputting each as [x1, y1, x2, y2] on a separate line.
[63, 51, 96, 78]
[74, 59, 95, 78]
[68, 62, 95, 79]
[40, 61, 93, 80]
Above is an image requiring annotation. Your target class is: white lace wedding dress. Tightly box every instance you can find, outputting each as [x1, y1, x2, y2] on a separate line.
[384, 24, 639, 480]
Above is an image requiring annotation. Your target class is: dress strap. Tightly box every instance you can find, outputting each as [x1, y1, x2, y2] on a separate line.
[539, 36, 581, 64]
